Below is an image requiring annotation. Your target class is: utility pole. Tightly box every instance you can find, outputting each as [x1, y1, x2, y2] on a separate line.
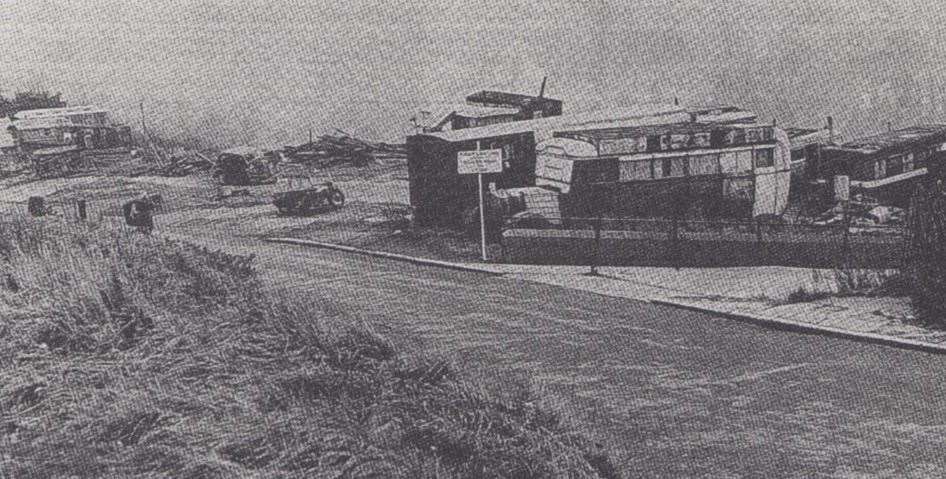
[139, 101, 148, 144]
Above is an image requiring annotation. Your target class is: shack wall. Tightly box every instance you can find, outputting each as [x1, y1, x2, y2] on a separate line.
[407, 133, 538, 227]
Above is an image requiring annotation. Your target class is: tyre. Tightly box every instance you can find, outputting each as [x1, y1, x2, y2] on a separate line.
[328, 189, 345, 208]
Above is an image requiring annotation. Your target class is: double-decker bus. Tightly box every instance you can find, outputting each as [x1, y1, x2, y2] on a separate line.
[527, 122, 792, 220]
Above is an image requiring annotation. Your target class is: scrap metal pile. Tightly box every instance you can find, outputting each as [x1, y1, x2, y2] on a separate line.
[283, 130, 406, 167]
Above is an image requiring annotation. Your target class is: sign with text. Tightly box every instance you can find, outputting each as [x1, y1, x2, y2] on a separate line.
[457, 149, 503, 174]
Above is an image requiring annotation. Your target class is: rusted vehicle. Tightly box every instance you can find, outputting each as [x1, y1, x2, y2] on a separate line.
[214, 147, 278, 186]
[273, 177, 345, 216]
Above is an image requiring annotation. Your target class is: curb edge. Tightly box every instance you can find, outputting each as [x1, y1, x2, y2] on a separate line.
[264, 237, 504, 276]
[651, 299, 946, 355]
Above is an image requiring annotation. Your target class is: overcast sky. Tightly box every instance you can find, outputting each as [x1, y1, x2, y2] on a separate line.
[2, 0, 945, 146]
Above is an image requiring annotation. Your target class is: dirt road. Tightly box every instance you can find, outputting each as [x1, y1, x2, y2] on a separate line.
[162, 217, 946, 477]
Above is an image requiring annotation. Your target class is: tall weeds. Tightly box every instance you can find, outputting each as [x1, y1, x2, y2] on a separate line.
[907, 185, 946, 326]
[0, 215, 617, 478]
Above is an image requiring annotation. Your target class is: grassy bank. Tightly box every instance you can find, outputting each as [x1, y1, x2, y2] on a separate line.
[0, 217, 617, 478]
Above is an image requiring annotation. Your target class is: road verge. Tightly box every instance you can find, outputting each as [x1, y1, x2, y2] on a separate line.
[264, 236, 504, 275]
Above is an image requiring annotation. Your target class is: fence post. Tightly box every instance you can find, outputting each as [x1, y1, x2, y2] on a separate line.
[587, 213, 602, 276]
[842, 207, 852, 269]
[76, 199, 87, 221]
[586, 186, 606, 276]
[669, 214, 679, 269]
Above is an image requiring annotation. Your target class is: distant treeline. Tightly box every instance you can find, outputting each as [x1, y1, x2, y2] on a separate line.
[0, 89, 66, 119]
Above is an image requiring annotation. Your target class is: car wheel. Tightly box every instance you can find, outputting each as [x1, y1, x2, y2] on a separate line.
[328, 190, 345, 208]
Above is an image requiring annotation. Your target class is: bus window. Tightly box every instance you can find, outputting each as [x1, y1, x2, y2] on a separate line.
[790, 149, 806, 163]
[874, 158, 887, 179]
[655, 157, 688, 178]
[753, 149, 774, 168]
[723, 129, 747, 146]
[619, 158, 652, 181]
[887, 155, 904, 176]
[732, 150, 753, 173]
[670, 134, 689, 150]
[690, 154, 719, 176]
[746, 128, 762, 143]
[720, 151, 737, 174]
[692, 132, 711, 148]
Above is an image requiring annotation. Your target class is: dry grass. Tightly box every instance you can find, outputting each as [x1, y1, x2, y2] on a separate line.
[0, 215, 617, 478]
[783, 268, 908, 305]
[833, 268, 909, 297]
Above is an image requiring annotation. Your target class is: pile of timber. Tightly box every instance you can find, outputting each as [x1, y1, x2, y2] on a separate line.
[161, 151, 215, 177]
[283, 130, 406, 167]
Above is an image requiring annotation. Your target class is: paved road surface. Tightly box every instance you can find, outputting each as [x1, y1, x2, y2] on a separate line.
[168, 227, 946, 477]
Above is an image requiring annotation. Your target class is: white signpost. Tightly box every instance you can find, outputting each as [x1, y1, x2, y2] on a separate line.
[457, 147, 503, 261]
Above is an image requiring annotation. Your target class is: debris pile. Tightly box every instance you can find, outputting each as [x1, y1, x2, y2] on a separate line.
[810, 194, 906, 228]
[283, 130, 406, 167]
[160, 151, 215, 177]
[29, 145, 85, 178]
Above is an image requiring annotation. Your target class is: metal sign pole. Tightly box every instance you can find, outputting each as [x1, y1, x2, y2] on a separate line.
[457, 145, 502, 262]
[479, 172, 487, 261]
[477, 141, 487, 261]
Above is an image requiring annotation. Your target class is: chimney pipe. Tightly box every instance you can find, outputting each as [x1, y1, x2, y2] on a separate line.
[673, 97, 679, 106]
[827, 116, 834, 141]
[887, 121, 893, 132]
[538, 76, 547, 99]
